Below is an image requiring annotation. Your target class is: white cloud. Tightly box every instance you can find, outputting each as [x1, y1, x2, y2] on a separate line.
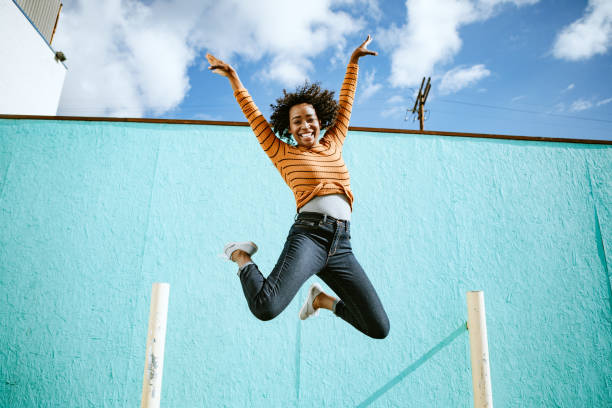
[358, 70, 383, 102]
[378, 0, 539, 88]
[194, 113, 222, 121]
[379, 94, 411, 119]
[439, 64, 491, 94]
[551, 102, 566, 113]
[54, 0, 365, 117]
[55, 0, 199, 117]
[260, 56, 315, 86]
[570, 99, 594, 112]
[387, 95, 405, 104]
[596, 97, 612, 106]
[378, 0, 475, 88]
[562, 83, 575, 93]
[334, 0, 383, 21]
[479, 0, 539, 8]
[380, 105, 405, 118]
[552, 0, 612, 61]
[195, 1, 363, 85]
[559, 96, 612, 113]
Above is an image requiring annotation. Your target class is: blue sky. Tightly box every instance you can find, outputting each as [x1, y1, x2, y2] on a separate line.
[54, 0, 612, 141]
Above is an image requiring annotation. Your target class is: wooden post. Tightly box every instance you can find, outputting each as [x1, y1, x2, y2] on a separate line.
[411, 77, 430, 131]
[467, 291, 493, 408]
[141, 283, 170, 408]
[419, 98, 424, 131]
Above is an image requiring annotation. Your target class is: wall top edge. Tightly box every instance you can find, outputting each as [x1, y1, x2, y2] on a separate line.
[0, 114, 610, 145]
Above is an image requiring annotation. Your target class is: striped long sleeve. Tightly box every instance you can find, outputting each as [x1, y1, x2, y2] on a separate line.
[234, 63, 359, 211]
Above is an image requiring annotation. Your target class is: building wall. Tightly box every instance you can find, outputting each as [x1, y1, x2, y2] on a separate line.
[0, 1, 66, 116]
[0, 118, 610, 407]
[15, 0, 62, 44]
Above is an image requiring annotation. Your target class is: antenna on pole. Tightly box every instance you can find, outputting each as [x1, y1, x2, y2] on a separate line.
[410, 77, 431, 131]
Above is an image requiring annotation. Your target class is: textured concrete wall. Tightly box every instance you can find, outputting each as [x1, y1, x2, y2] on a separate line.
[0, 119, 610, 407]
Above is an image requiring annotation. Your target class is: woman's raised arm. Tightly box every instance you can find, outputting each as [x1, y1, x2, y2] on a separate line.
[205, 52, 285, 162]
[324, 35, 377, 145]
[206, 53, 245, 92]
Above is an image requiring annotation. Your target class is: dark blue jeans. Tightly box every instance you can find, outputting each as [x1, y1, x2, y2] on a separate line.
[239, 212, 390, 339]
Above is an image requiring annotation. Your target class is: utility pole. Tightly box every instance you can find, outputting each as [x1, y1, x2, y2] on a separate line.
[410, 77, 431, 131]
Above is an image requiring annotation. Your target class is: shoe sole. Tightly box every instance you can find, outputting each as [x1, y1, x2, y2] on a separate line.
[299, 283, 322, 320]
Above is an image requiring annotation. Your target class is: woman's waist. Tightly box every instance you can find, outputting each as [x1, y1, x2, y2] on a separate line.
[298, 193, 351, 221]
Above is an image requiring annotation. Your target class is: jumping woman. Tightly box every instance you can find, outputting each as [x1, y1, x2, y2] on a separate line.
[207, 35, 389, 339]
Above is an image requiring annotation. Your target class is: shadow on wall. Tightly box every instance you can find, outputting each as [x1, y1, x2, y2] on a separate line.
[594, 205, 612, 314]
[357, 323, 468, 407]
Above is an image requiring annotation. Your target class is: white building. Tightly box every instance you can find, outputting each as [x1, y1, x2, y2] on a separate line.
[0, 0, 66, 115]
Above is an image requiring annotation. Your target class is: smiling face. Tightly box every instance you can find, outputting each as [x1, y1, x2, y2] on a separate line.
[288, 103, 321, 148]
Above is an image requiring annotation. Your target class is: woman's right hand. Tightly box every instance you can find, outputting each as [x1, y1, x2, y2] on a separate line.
[206, 53, 244, 91]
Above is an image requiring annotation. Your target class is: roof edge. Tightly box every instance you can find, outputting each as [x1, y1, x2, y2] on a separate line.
[1, 114, 610, 145]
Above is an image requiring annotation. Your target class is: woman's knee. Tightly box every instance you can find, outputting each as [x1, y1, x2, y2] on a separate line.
[250, 302, 283, 322]
[369, 316, 390, 339]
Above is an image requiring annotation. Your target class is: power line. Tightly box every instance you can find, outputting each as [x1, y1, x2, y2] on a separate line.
[436, 98, 612, 124]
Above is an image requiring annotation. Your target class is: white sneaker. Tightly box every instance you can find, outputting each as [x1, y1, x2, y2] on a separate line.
[222, 241, 258, 261]
[299, 283, 323, 320]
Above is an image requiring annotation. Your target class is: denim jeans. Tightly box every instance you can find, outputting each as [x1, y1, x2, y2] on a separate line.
[239, 212, 390, 339]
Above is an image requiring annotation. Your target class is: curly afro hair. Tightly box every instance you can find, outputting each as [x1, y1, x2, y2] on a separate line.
[270, 82, 339, 144]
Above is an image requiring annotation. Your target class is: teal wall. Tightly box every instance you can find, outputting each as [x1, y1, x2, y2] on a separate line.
[0, 118, 610, 407]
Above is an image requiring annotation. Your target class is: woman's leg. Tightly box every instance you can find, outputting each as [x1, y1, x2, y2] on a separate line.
[233, 228, 327, 321]
[317, 241, 390, 339]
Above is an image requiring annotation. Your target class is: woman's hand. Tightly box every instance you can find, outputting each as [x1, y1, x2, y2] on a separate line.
[206, 53, 244, 91]
[349, 35, 378, 64]
[206, 53, 235, 77]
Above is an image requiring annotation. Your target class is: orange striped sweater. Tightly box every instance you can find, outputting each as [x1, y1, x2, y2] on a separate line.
[234, 63, 359, 211]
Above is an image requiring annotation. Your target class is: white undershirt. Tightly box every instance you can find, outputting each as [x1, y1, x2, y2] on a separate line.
[298, 193, 351, 221]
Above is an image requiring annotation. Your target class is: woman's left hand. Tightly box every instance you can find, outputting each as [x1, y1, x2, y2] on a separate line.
[350, 35, 377, 64]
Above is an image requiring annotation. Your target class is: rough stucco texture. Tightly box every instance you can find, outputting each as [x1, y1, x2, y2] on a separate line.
[0, 119, 610, 407]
